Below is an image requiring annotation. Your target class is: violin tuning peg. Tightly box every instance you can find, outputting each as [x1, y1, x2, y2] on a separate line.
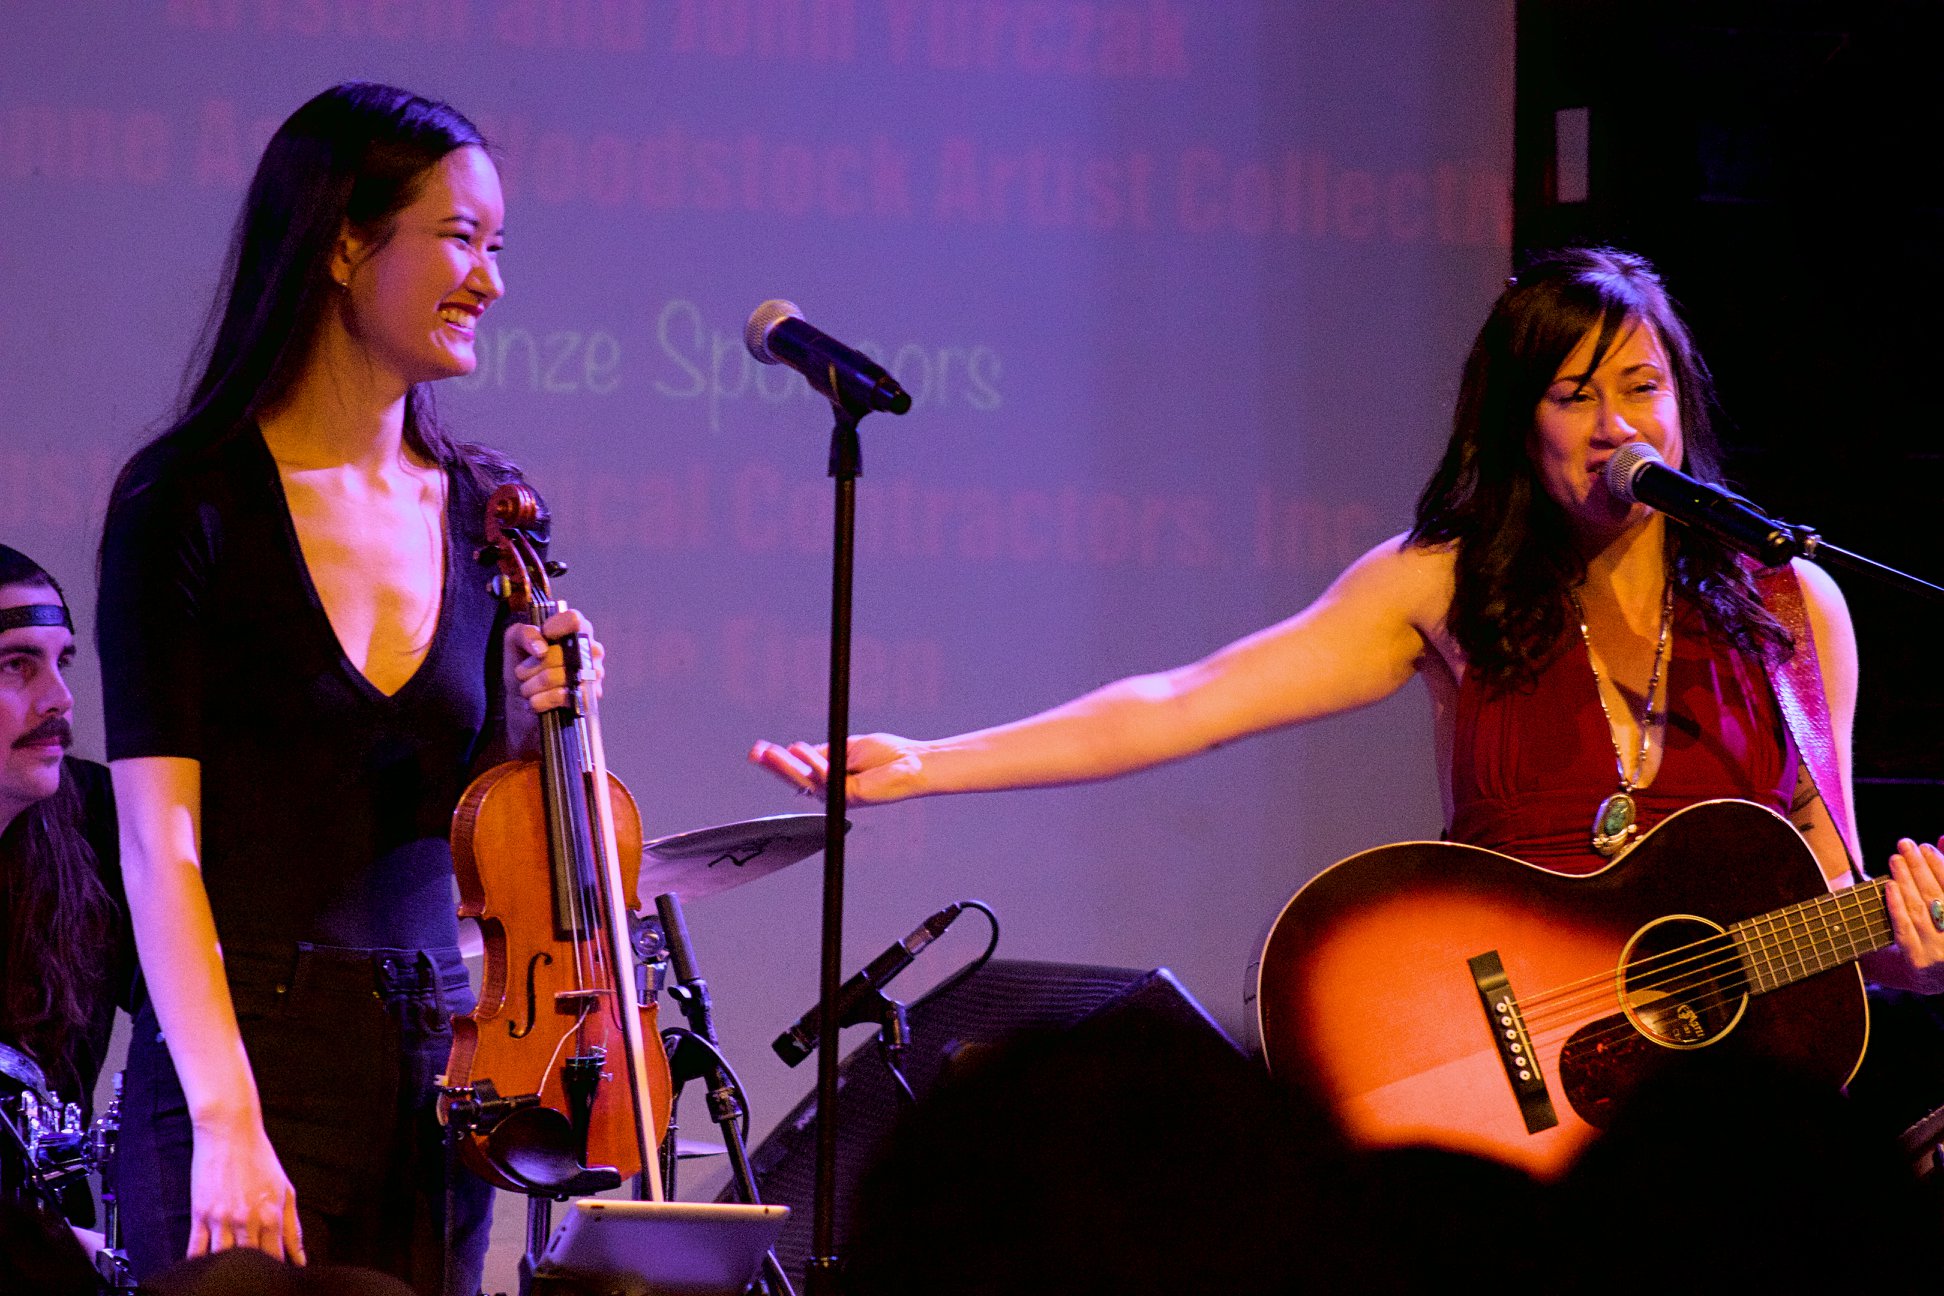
[544, 560, 569, 578]
[487, 575, 508, 599]
[473, 542, 501, 565]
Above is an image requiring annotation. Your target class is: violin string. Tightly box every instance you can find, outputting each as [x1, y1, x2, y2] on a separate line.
[515, 527, 599, 1037]
[517, 539, 597, 995]
[527, 522, 638, 1074]
[538, 1002, 594, 1091]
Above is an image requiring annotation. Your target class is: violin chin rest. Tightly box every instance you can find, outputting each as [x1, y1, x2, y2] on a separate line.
[484, 1106, 625, 1197]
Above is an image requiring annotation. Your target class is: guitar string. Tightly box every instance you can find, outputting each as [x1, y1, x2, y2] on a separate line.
[1517, 908, 1893, 1042]
[1520, 954, 1855, 1065]
[1507, 891, 1893, 1039]
[1507, 879, 1892, 1028]
[1450, 947, 1858, 1092]
[1499, 906, 1892, 1070]
[1517, 903, 1893, 1033]
[1524, 893, 1889, 1033]
[1515, 911, 1893, 1057]
[1513, 877, 1892, 1015]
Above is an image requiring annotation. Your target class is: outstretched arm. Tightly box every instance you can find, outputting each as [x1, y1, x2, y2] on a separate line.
[751, 535, 1454, 804]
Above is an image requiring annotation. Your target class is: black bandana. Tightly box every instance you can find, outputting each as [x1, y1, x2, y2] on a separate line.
[0, 603, 71, 633]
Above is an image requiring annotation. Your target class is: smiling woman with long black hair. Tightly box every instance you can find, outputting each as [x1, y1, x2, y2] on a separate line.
[97, 83, 599, 1294]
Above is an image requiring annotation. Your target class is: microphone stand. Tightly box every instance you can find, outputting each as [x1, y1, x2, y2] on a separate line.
[1781, 528, 1944, 604]
[809, 395, 869, 1294]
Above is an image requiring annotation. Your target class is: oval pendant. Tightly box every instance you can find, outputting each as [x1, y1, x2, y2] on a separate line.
[1591, 791, 1638, 858]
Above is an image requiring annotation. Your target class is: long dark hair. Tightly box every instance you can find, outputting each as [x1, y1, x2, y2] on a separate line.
[109, 81, 514, 506]
[1410, 247, 1788, 690]
[0, 549, 111, 1099]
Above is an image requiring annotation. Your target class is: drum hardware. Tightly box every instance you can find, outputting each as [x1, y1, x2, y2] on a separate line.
[91, 1073, 136, 1291]
[1, 1042, 88, 1214]
[0, 1054, 135, 1292]
[640, 813, 843, 903]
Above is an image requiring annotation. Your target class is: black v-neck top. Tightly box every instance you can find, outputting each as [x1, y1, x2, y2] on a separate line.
[97, 427, 515, 951]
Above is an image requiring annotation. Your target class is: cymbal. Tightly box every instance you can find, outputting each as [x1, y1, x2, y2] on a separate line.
[640, 813, 846, 902]
[674, 1137, 727, 1160]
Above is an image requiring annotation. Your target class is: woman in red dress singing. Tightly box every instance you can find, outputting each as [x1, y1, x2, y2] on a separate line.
[751, 247, 1944, 991]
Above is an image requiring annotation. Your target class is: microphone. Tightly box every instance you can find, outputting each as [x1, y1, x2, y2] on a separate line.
[773, 902, 964, 1067]
[1602, 442, 1807, 567]
[744, 300, 912, 416]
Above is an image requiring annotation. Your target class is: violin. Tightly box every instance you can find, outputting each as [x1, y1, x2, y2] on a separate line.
[444, 484, 672, 1198]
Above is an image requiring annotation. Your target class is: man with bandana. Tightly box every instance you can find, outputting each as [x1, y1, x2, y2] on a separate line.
[0, 544, 129, 1124]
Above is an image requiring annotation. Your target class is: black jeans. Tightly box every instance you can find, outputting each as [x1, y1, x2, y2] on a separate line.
[116, 944, 492, 1296]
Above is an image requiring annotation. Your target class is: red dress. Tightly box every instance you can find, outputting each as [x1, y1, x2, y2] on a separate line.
[1447, 599, 1796, 874]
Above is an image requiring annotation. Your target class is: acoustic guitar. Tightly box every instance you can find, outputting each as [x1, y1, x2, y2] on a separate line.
[1249, 799, 1888, 1176]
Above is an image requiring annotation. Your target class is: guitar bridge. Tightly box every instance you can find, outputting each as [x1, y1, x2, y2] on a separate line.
[1467, 950, 1558, 1135]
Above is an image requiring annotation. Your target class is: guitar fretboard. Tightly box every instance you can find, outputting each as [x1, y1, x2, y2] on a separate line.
[1729, 878, 1893, 994]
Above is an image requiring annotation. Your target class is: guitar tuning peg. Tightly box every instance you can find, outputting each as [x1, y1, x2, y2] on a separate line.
[545, 560, 569, 578]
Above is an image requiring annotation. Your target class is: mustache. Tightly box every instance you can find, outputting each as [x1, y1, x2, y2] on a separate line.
[14, 716, 71, 749]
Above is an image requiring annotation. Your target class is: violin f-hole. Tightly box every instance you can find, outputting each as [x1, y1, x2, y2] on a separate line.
[510, 951, 553, 1039]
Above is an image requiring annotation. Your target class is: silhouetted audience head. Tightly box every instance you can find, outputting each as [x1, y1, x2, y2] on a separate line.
[144, 1247, 418, 1294]
[844, 1003, 1398, 1295]
[0, 1200, 97, 1296]
[843, 1004, 1944, 1296]
[1549, 1050, 1934, 1294]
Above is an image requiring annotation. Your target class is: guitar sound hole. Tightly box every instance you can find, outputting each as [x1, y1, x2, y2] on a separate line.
[1556, 916, 1752, 1128]
[1615, 915, 1747, 1049]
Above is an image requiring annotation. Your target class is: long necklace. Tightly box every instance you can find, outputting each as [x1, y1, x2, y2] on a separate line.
[1572, 582, 1674, 858]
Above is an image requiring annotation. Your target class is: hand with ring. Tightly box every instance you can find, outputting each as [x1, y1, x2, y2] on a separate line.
[1882, 837, 1944, 994]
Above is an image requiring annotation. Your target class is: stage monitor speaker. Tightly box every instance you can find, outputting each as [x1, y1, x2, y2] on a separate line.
[730, 958, 1234, 1278]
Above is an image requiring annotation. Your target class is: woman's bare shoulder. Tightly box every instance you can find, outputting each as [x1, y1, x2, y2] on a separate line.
[1335, 532, 1457, 619]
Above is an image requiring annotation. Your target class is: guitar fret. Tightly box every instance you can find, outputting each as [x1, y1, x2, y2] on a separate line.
[1784, 904, 1811, 982]
[1731, 880, 1893, 993]
[1780, 906, 1806, 976]
[1800, 893, 1839, 972]
[1736, 910, 1778, 994]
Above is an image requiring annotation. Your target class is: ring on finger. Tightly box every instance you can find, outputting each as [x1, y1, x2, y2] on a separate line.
[1929, 899, 1944, 934]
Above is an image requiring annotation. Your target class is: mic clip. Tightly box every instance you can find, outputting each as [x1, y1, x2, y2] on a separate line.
[861, 989, 911, 1058]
